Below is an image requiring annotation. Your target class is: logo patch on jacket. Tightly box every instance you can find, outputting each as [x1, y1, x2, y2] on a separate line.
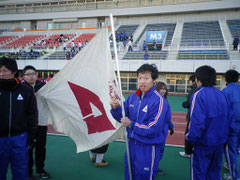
[142, 105, 148, 112]
[17, 94, 23, 100]
[129, 104, 134, 108]
[144, 167, 150, 171]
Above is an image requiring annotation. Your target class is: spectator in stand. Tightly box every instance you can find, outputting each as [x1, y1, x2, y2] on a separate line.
[179, 75, 198, 158]
[78, 41, 82, 51]
[41, 40, 44, 47]
[0, 57, 37, 180]
[222, 69, 240, 180]
[110, 64, 171, 180]
[233, 37, 239, 51]
[22, 65, 51, 179]
[120, 32, 124, 41]
[63, 41, 66, 52]
[129, 34, 133, 42]
[115, 32, 120, 42]
[153, 40, 157, 50]
[155, 81, 174, 175]
[109, 34, 113, 41]
[71, 51, 76, 59]
[66, 51, 70, 60]
[128, 40, 133, 51]
[123, 38, 127, 50]
[144, 50, 149, 60]
[143, 40, 147, 51]
[71, 41, 75, 52]
[84, 40, 88, 46]
[123, 31, 127, 41]
[109, 34, 113, 47]
[186, 65, 233, 180]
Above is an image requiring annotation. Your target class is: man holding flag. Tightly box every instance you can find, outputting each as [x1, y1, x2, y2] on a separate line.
[110, 63, 171, 180]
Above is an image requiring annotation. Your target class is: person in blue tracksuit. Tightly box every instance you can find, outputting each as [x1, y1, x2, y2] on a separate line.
[155, 81, 174, 175]
[110, 64, 171, 180]
[222, 69, 240, 180]
[186, 65, 233, 180]
[0, 57, 37, 180]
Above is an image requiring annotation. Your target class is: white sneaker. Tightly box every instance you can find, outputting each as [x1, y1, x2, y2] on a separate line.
[223, 173, 232, 180]
[179, 151, 190, 158]
[223, 173, 240, 180]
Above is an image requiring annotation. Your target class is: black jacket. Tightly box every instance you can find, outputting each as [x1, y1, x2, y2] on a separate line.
[34, 80, 45, 92]
[182, 83, 198, 121]
[22, 80, 45, 93]
[0, 79, 37, 138]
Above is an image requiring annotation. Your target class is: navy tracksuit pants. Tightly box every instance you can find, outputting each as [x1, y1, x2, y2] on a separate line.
[224, 125, 240, 180]
[124, 139, 162, 180]
[190, 144, 223, 180]
[0, 132, 28, 180]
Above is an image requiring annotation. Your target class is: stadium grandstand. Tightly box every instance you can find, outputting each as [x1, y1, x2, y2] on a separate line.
[0, 0, 239, 94]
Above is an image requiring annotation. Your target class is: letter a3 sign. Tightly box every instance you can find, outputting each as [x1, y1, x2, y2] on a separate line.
[68, 81, 115, 134]
[145, 31, 166, 43]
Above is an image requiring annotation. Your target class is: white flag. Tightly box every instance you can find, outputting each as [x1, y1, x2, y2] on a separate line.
[37, 28, 123, 153]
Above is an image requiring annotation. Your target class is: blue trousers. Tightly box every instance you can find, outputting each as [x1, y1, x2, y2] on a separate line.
[0, 132, 28, 180]
[190, 145, 223, 180]
[225, 125, 240, 180]
[124, 139, 161, 180]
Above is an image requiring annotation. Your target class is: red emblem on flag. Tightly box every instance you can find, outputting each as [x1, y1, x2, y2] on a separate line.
[68, 81, 115, 134]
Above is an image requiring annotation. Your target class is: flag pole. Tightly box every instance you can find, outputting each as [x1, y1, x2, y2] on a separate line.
[110, 14, 132, 180]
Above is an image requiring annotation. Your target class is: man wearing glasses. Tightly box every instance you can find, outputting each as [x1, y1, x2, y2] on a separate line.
[22, 65, 51, 180]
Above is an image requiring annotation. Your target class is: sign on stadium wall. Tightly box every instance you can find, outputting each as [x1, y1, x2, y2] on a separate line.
[145, 31, 166, 43]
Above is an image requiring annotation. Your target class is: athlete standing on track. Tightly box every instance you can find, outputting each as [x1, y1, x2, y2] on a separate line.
[110, 63, 171, 180]
[186, 65, 233, 180]
[222, 69, 240, 180]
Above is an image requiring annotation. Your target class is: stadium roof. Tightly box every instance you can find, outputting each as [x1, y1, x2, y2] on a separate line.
[0, 0, 239, 22]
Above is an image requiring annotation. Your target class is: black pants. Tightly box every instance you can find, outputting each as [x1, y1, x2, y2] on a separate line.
[184, 120, 194, 154]
[233, 45, 238, 50]
[29, 126, 48, 175]
[90, 144, 109, 154]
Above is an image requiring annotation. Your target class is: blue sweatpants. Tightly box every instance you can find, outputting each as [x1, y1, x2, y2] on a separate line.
[0, 132, 28, 180]
[124, 139, 161, 180]
[225, 125, 240, 180]
[190, 145, 223, 180]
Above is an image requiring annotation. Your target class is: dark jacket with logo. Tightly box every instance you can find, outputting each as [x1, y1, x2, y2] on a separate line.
[0, 79, 37, 139]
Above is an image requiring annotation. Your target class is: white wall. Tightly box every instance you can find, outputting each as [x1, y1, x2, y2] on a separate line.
[116, 9, 240, 26]
[17, 59, 240, 73]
